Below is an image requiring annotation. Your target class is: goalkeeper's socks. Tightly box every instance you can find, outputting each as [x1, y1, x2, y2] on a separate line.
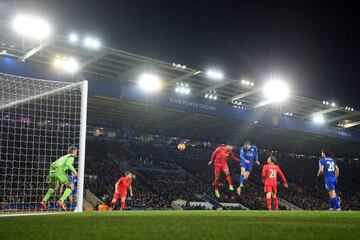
[60, 188, 72, 202]
[266, 198, 272, 210]
[273, 197, 279, 210]
[43, 188, 55, 202]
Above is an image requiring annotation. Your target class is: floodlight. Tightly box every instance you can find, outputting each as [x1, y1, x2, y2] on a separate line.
[185, 88, 190, 94]
[331, 102, 336, 107]
[313, 115, 325, 124]
[69, 33, 78, 43]
[53, 56, 79, 73]
[214, 96, 218, 100]
[206, 70, 223, 80]
[138, 73, 161, 92]
[84, 37, 100, 49]
[209, 95, 214, 99]
[13, 15, 51, 39]
[263, 80, 290, 102]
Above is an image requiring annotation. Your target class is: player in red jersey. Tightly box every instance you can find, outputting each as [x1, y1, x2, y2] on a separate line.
[262, 155, 288, 211]
[208, 145, 241, 198]
[110, 171, 133, 211]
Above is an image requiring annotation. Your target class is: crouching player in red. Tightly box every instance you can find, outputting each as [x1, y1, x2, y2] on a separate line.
[110, 171, 133, 211]
[208, 145, 241, 198]
[262, 155, 288, 211]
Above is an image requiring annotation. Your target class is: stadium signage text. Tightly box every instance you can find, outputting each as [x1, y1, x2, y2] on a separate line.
[169, 98, 216, 111]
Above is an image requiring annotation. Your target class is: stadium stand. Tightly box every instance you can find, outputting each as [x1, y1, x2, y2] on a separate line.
[83, 133, 360, 211]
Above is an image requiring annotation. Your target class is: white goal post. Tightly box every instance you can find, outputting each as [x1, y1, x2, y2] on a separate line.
[0, 73, 87, 215]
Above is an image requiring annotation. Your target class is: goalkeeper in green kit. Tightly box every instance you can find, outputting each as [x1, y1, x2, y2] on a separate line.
[40, 146, 78, 211]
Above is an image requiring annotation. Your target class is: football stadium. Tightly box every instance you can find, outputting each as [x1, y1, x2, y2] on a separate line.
[1, 1, 360, 239]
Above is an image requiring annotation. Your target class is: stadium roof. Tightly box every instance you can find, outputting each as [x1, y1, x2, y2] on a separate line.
[1, 19, 359, 130]
[0, 18, 360, 154]
[87, 95, 359, 155]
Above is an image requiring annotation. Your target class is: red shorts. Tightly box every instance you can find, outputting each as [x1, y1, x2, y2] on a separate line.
[214, 163, 229, 174]
[264, 185, 277, 193]
[112, 191, 127, 201]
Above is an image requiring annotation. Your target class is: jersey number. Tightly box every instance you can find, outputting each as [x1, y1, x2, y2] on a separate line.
[269, 169, 276, 178]
[327, 162, 335, 172]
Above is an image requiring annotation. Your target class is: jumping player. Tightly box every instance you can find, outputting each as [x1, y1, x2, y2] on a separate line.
[40, 146, 78, 211]
[110, 171, 133, 211]
[208, 145, 241, 198]
[317, 149, 341, 210]
[237, 140, 260, 195]
[262, 155, 288, 211]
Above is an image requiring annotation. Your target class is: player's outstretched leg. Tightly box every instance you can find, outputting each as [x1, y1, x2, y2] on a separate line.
[214, 173, 220, 198]
[40, 187, 55, 209]
[224, 169, 234, 191]
[57, 183, 73, 211]
[109, 192, 120, 210]
[110, 199, 117, 210]
[237, 167, 247, 195]
[120, 198, 126, 211]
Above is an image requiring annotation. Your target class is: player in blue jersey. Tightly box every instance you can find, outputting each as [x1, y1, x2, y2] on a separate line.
[237, 140, 260, 195]
[68, 175, 78, 202]
[317, 149, 341, 210]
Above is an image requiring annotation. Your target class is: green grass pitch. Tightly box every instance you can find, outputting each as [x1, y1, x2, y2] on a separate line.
[1, 211, 360, 240]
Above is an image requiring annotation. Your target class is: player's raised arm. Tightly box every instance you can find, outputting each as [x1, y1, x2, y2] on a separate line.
[255, 147, 260, 165]
[115, 180, 120, 193]
[317, 159, 324, 177]
[261, 164, 267, 184]
[277, 166, 288, 188]
[129, 185, 133, 197]
[209, 147, 219, 165]
[65, 156, 77, 176]
[229, 150, 241, 162]
[335, 165, 340, 178]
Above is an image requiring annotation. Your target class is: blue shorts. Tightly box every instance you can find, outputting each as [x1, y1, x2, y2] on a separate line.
[72, 189, 77, 196]
[241, 163, 252, 172]
[324, 178, 337, 191]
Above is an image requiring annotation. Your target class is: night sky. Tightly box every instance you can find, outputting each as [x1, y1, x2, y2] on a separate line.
[3, 0, 360, 106]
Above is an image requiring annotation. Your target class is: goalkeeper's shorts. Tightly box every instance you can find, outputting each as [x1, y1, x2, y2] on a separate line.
[49, 172, 69, 184]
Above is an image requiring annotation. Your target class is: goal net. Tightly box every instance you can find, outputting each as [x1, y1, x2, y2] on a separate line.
[0, 73, 87, 215]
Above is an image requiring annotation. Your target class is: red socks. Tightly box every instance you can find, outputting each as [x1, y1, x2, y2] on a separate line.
[120, 201, 126, 211]
[214, 178, 219, 190]
[273, 197, 279, 210]
[266, 198, 272, 210]
[225, 174, 233, 186]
